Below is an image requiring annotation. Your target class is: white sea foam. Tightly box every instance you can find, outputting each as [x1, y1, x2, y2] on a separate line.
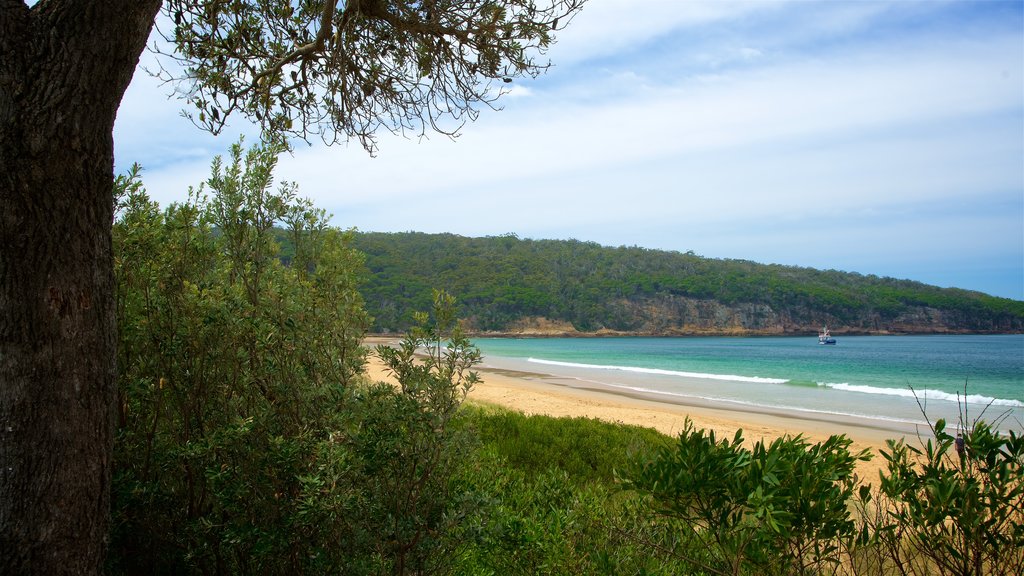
[821, 382, 1024, 408]
[526, 358, 789, 384]
[564, 377, 926, 427]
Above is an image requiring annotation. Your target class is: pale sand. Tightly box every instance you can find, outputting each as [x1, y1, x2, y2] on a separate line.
[363, 339, 918, 482]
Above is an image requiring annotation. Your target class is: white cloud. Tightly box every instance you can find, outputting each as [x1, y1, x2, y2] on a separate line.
[264, 27, 1021, 212]
[546, 0, 787, 65]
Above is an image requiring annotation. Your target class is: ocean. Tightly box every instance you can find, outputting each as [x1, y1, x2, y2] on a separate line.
[473, 335, 1024, 434]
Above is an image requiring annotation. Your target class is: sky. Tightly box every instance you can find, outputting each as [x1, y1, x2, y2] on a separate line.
[114, 0, 1024, 300]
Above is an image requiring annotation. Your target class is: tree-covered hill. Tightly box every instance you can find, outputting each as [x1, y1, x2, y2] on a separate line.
[350, 231, 1024, 335]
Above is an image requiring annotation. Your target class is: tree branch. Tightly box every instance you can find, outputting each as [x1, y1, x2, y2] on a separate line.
[248, 0, 340, 91]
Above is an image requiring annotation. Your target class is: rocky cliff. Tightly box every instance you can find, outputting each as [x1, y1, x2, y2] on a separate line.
[468, 295, 1024, 336]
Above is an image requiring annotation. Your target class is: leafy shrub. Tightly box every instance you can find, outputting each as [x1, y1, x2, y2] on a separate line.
[450, 410, 686, 575]
[108, 142, 483, 575]
[871, 417, 1024, 576]
[624, 419, 870, 576]
[363, 289, 484, 575]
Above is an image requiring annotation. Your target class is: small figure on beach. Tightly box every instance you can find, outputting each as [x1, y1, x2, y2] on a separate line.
[955, 432, 966, 460]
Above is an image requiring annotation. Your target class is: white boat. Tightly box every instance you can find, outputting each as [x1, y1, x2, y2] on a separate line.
[818, 326, 837, 345]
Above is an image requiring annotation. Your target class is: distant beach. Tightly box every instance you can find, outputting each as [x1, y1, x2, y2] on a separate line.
[364, 340, 911, 481]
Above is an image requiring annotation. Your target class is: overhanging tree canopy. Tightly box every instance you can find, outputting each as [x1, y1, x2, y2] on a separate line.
[159, 0, 582, 151]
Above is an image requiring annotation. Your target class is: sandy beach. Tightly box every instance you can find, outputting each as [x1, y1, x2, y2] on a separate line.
[363, 338, 923, 481]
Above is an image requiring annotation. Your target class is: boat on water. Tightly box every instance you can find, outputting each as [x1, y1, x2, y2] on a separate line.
[818, 326, 837, 345]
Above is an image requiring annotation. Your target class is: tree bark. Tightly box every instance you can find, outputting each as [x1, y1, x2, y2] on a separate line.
[0, 1, 161, 573]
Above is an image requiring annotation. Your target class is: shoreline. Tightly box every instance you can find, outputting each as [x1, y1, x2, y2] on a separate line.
[461, 329, 1024, 338]
[523, 371, 925, 437]
[363, 337, 914, 481]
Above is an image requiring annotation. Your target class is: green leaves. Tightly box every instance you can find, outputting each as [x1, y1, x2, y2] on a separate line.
[377, 289, 481, 422]
[327, 290, 483, 574]
[876, 420, 1024, 576]
[625, 420, 869, 575]
[109, 140, 370, 574]
[159, 0, 587, 153]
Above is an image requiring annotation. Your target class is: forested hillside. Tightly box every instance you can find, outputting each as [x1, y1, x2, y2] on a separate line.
[351, 232, 1024, 335]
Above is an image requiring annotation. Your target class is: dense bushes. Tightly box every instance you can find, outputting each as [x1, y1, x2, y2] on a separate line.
[621, 416, 1022, 576]
[868, 418, 1024, 576]
[624, 420, 871, 575]
[448, 406, 1023, 576]
[110, 141, 368, 573]
[457, 405, 1023, 576]
[450, 408, 689, 575]
[108, 142, 482, 574]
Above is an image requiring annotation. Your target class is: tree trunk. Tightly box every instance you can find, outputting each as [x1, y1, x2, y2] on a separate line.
[0, 1, 161, 573]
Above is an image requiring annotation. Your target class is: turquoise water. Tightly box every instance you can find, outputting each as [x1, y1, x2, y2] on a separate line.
[474, 335, 1024, 433]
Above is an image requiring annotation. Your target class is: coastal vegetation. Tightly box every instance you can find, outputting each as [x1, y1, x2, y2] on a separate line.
[351, 232, 1024, 335]
[2, 1, 587, 571]
[7, 2, 1017, 572]
[106, 143, 1022, 575]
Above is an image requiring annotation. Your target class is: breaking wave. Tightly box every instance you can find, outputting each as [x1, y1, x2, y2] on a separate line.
[526, 358, 789, 384]
[820, 382, 1023, 408]
[523, 358, 1022, 408]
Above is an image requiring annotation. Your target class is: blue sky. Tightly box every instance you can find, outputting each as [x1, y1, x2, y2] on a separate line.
[114, 0, 1024, 300]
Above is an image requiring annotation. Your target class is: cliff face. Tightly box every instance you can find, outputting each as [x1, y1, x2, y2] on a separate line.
[475, 295, 1024, 336]
[625, 295, 1024, 334]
